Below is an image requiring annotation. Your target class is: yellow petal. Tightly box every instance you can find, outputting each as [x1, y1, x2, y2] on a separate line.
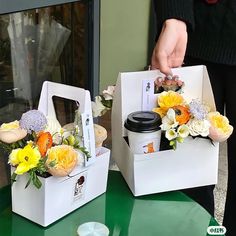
[15, 163, 30, 175]
[9, 149, 21, 166]
[46, 145, 78, 177]
[158, 91, 184, 108]
[0, 120, 20, 130]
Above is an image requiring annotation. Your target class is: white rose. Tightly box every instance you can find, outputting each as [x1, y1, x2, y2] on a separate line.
[187, 118, 210, 137]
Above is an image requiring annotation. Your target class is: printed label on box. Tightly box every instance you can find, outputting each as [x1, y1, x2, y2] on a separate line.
[142, 79, 156, 111]
[81, 112, 96, 166]
[72, 171, 88, 202]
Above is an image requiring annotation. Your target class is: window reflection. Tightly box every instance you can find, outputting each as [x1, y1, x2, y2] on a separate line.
[0, 2, 89, 123]
[0, 2, 91, 187]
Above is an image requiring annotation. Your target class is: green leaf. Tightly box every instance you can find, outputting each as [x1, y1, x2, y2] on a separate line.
[25, 173, 33, 189]
[33, 174, 42, 189]
[48, 159, 57, 168]
[25, 171, 42, 189]
[77, 146, 91, 161]
[11, 172, 17, 185]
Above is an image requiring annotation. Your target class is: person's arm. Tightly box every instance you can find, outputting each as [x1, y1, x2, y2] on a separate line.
[151, 0, 194, 75]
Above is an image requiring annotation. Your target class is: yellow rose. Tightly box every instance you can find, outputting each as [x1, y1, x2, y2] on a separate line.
[0, 120, 27, 144]
[46, 145, 78, 177]
[208, 112, 233, 142]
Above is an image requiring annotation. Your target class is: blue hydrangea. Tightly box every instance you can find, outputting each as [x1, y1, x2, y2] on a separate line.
[189, 99, 208, 120]
[19, 110, 47, 133]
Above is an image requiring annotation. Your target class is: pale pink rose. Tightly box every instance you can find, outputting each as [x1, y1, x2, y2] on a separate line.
[0, 121, 27, 144]
[208, 112, 233, 142]
[102, 86, 115, 100]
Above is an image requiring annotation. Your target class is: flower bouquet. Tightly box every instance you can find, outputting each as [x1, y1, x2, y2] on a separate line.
[153, 78, 233, 149]
[0, 109, 89, 189]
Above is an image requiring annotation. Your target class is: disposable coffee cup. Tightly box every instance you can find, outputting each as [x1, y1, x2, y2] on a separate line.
[124, 111, 162, 154]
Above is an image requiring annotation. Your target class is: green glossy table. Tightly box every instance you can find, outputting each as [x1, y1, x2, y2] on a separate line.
[0, 171, 222, 236]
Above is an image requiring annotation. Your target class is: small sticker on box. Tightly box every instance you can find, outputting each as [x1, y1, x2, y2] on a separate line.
[72, 171, 88, 202]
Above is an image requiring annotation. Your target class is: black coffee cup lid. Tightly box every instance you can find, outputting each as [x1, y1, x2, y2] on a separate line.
[124, 111, 162, 132]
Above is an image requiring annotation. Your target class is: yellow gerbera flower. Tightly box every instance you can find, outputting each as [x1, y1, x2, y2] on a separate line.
[9, 144, 41, 175]
[9, 149, 21, 166]
[153, 91, 185, 117]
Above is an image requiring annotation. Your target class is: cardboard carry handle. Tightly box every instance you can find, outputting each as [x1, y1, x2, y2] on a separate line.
[113, 65, 216, 137]
[38, 81, 96, 166]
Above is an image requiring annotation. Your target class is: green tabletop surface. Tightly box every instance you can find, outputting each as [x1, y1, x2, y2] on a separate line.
[0, 170, 222, 236]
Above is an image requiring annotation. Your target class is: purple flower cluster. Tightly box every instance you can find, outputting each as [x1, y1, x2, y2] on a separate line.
[19, 110, 47, 134]
[189, 99, 208, 120]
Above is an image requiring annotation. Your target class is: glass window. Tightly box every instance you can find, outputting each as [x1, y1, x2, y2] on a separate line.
[0, 1, 96, 187]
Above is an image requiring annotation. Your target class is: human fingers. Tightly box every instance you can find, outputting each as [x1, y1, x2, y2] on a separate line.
[151, 39, 172, 75]
[157, 52, 172, 75]
[168, 56, 185, 68]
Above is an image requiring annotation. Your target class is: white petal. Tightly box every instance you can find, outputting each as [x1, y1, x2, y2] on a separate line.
[166, 108, 176, 120]
[165, 129, 177, 141]
[177, 125, 189, 138]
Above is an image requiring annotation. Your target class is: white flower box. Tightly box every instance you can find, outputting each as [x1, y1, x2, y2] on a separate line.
[11, 81, 110, 226]
[112, 65, 219, 196]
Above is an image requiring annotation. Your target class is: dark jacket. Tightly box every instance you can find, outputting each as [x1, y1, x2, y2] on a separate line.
[154, 0, 236, 65]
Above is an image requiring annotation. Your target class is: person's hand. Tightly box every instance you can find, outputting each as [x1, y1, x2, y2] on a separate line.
[151, 19, 188, 75]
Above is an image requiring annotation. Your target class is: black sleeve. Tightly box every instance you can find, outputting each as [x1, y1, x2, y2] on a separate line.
[154, 0, 195, 33]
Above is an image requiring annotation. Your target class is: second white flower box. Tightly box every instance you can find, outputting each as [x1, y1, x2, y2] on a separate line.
[112, 65, 219, 196]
